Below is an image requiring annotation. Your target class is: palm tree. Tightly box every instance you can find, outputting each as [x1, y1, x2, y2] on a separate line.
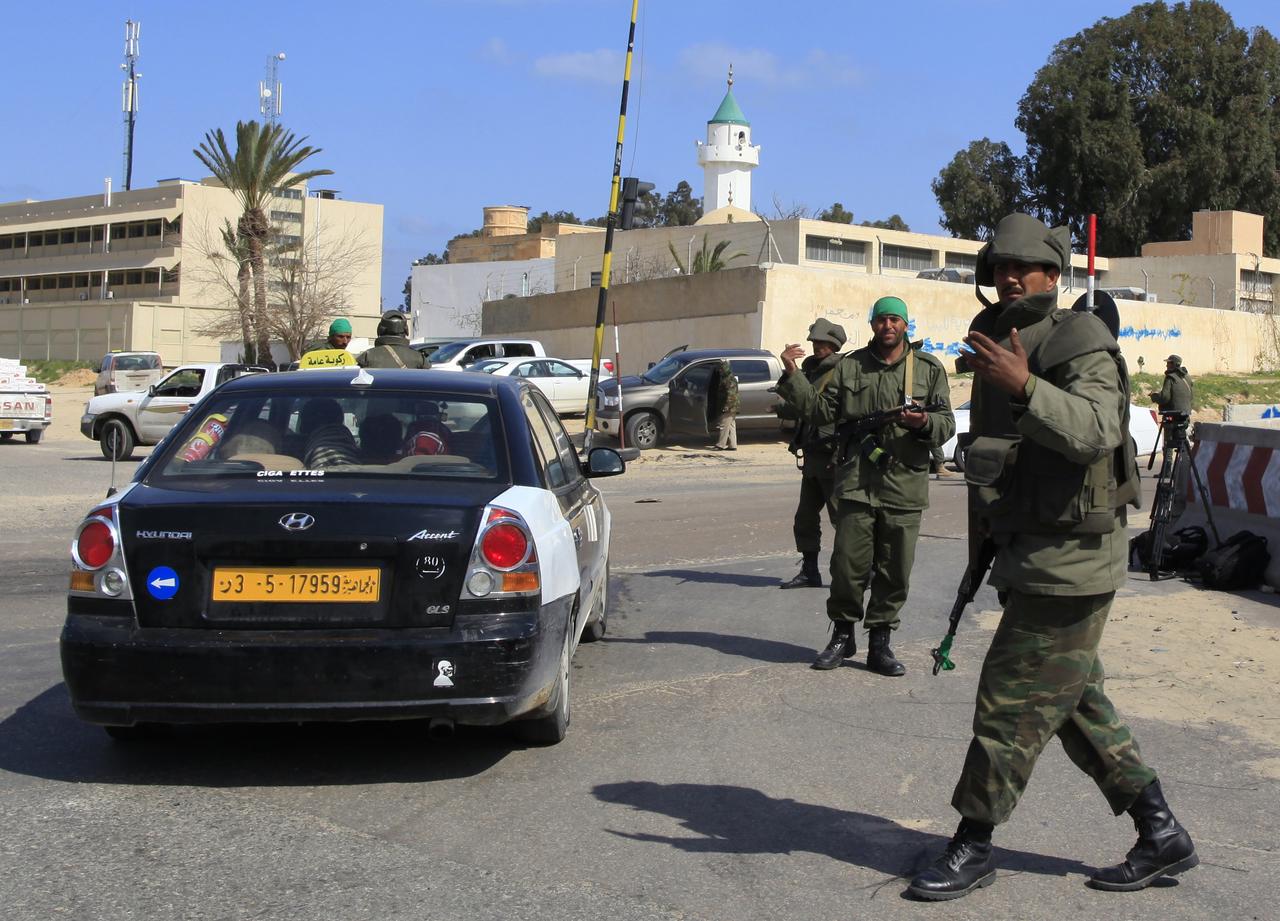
[218, 218, 255, 362]
[194, 120, 332, 365]
[668, 236, 747, 275]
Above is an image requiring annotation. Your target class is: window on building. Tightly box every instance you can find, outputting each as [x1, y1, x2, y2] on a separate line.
[76, 227, 91, 243]
[92, 226, 105, 242]
[108, 271, 125, 285]
[0, 279, 12, 292]
[127, 222, 145, 239]
[271, 210, 302, 223]
[805, 235, 867, 266]
[272, 187, 303, 200]
[61, 229, 76, 244]
[110, 226, 126, 240]
[945, 252, 977, 270]
[881, 244, 934, 272]
[1242, 269, 1275, 298]
[126, 270, 143, 285]
[74, 274, 89, 287]
[145, 219, 162, 237]
[0, 236, 11, 251]
[89, 273, 103, 287]
[58, 275, 73, 288]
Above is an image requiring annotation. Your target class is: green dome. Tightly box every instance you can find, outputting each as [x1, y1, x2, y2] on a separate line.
[708, 89, 750, 127]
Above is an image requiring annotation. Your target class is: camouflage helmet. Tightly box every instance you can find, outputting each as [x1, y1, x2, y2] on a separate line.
[807, 318, 847, 349]
[975, 213, 1072, 287]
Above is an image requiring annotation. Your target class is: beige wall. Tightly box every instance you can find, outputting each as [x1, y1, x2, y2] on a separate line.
[0, 300, 228, 364]
[482, 262, 1276, 375]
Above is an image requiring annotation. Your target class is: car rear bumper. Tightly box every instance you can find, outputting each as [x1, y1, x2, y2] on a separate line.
[60, 595, 573, 727]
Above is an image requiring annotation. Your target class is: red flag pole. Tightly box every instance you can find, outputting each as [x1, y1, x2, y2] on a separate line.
[1086, 213, 1097, 310]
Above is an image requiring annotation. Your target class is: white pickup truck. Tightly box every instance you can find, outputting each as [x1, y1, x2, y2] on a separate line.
[80, 362, 267, 460]
[0, 359, 52, 444]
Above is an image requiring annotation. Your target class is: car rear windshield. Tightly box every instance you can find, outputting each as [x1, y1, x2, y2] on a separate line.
[114, 354, 161, 371]
[147, 388, 509, 484]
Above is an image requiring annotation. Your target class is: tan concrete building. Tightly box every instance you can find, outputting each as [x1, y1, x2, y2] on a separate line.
[0, 178, 382, 364]
[1106, 210, 1278, 313]
[448, 205, 603, 264]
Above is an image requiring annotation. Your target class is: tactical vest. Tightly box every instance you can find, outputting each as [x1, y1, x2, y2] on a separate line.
[966, 305, 1141, 536]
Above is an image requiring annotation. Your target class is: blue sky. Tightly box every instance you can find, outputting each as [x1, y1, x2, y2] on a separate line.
[4, 0, 1276, 305]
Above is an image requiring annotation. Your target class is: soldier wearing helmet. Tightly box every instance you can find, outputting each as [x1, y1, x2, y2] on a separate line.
[908, 213, 1196, 900]
[358, 312, 428, 369]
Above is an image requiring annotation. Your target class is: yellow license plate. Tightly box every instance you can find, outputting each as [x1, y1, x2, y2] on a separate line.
[212, 567, 380, 603]
[0, 420, 13, 431]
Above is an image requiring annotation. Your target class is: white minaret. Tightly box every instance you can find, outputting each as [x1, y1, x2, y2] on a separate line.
[696, 65, 760, 213]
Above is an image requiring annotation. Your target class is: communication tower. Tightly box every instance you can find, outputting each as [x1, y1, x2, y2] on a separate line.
[259, 52, 286, 124]
[121, 20, 140, 191]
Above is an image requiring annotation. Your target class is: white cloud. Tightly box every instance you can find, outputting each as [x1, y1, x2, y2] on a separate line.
[679, 43, 862, 89]
[533, 49, 624, 84]
[480, 37, 511, 63]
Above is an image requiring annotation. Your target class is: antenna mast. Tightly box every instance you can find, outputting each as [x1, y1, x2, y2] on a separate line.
[121, 20, 140, 191]
[259, 52, 286, 124]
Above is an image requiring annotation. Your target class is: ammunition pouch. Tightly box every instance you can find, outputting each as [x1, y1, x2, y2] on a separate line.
[964, 436, 1019, 515]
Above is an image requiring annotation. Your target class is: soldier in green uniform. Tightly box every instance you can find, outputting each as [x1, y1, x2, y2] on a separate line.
[908, 214, 1197, 900]
[711, 359, 740, 450]
[1151, 354, 1193, 413]
[779, 297, 954, 675]
[778, 319, 847, 589]
[357, 312, 429, 369]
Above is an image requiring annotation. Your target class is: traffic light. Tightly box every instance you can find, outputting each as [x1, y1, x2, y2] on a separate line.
[620, 177, 655, 230]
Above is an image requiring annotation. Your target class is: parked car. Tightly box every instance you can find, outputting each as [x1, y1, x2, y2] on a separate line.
[468, 357, 598, 415]
[95, 351, 164, 396]
[916, 267, 976, 284]
[424, 338, 547, 371]
[941, 399, 1162, 471]
[81, 363, 269, 460]
[61, 369, 623, 744]
[594, 347, 785, 450]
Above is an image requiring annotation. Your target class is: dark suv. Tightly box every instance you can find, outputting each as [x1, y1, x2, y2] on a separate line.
[594, 347, 785, 449]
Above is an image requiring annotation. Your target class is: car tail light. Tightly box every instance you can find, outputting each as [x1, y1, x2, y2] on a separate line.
[74, 519, 115, 570]
[482, 523, 529, 570]
[463, 505, 539, 599]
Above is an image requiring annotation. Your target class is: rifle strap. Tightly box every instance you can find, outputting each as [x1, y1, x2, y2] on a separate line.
[903, 344, 914, 404]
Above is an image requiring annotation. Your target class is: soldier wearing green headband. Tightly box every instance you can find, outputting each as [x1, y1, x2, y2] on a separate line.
[908, 213, 1196, 900]
[778, 296, 954, 676]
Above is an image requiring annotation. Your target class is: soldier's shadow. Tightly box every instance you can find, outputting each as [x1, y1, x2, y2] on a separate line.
[594, 781, 1090, 881]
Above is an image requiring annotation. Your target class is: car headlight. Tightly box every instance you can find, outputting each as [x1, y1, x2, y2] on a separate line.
[599, 394, 620, 408]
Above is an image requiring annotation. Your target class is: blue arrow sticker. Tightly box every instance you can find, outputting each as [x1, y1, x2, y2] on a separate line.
[146, 565, 180, 600]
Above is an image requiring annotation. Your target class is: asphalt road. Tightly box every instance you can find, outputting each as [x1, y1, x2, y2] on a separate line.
[1, 428, 1276, 921]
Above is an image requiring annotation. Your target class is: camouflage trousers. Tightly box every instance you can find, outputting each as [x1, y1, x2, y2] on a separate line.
[793, 472, 836, 554]
[827, 501, 921, 631]
[951, 589, 1157, 826]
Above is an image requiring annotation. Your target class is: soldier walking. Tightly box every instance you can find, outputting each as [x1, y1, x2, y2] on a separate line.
[908, 213, 1197, 900]
[778, 297, 953, 676]
[778, 319, 847, 589]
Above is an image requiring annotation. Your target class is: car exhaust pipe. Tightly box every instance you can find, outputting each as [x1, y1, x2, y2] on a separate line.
[427, 717, 455, 740]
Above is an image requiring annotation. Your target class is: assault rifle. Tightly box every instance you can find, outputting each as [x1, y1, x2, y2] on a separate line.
[802, 401, 946, 468]
[931, 538, 997, 676]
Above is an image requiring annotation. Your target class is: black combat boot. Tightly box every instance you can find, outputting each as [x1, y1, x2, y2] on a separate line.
[866, 626, 906, 676]
[1087, 779, 1198, 891]
[907, 819, 996, 900]
[811, 622, 856, 670]
[780, 552, 822, 589]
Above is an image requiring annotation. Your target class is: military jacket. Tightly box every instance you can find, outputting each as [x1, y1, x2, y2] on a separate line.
[967, 290, 1130, 596]
[712, 363, 740, 415]
[783, 352, 843, 475]
[778, 341, 954, 510]
[357, 335, 429, 369]
[1154, 369, 1193, 413]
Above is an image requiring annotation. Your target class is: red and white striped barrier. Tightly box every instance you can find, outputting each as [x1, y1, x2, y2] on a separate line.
[1190, 439, 1279, 516]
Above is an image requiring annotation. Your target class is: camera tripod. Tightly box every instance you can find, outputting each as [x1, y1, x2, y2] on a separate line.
[1144, 411, 1220, 580]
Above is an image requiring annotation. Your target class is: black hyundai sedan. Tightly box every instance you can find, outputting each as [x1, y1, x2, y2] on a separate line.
[60, 368, 623, 744]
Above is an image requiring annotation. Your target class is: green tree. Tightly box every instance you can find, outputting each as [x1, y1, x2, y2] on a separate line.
[1015, 1, 1280, 255]
[659, 181, 703, 226]
[527, 210, 587, 232]
[862, 214, 911, 232]
[667, 237, 746, 274]
[932, 138, 1026, 240]
[817, 202, 855, 224]
[194, 120, 333, 364]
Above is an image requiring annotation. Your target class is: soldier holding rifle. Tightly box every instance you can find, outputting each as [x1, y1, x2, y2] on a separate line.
[909, 214, 1197, 900]
[778, 296, 953, 676]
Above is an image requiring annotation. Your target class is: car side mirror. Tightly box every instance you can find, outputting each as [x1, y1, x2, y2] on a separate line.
[93, 364, 102, 373]
[583, 447, 625, 477]
[147, 384, 157, 396]
[647, 362, 656, 370]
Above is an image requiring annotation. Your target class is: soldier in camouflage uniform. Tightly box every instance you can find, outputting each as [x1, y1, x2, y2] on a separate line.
[1150, 354, 1193, 414]
[908, 214, 1197, 900]
[778, 319, 847, 588]
[779, 297, 954, 676]
[712, 359, 740, 450]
